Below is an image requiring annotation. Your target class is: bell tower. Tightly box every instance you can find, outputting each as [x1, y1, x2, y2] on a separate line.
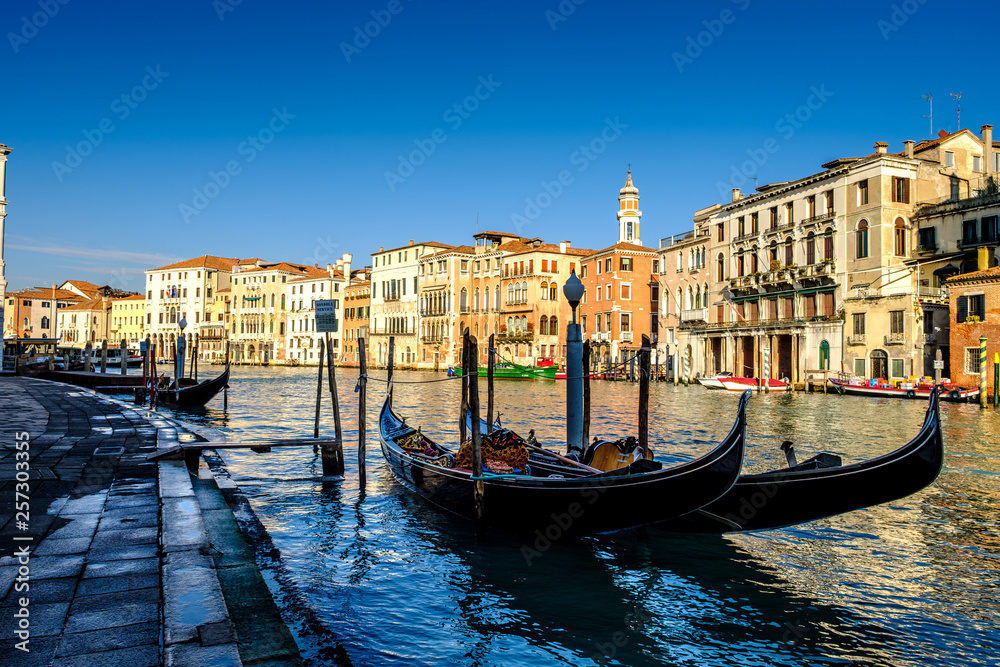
[617, 169, 641, 245]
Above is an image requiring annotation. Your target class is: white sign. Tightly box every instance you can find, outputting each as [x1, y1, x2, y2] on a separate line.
[315, 300, 339, 333]
[933, 360, 944, 369]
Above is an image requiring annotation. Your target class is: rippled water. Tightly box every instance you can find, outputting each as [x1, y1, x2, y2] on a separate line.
[174, 366, 1000, 666]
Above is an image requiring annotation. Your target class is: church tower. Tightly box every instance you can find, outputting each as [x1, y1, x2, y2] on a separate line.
[617, 169, 641, 245]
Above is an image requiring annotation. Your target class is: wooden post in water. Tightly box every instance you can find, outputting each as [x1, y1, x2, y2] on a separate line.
[84, 342, 93, 373]
[191, 337, 198, 381]
[980, 335, 988, 409]
[120, 339, 128, 375]
[994, 352, 999, 409]
[466, 334, 484, 522]
[150, 343, 157, 409]
[100, 340, 108, 373]
[582, 340, 591, 446]
[486, 333, 495, 434]
[386, 336, 396, 408]
[223, 340, 229, 410]
[459, 330, 469, 444]
[638, 334, 651, 458]
[358, 338, 368, 484]
[323, 333, 345, 476]
[314, 337, 325, 440]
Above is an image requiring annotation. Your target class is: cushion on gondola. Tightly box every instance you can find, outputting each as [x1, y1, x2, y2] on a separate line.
[454, 430, 529, 475]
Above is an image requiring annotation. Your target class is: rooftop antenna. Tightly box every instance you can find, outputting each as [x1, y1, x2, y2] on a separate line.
[950, 92, 962, 132]
[749, 176, 759, 191]
[921, 93, 933, 138]
[475, 212, 479, 235]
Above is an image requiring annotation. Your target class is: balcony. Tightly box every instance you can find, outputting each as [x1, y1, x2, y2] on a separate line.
[420, 335, 445, 344]
[734, 231, 758, 243]
[917, 286, 947, 302]
[924, 333, 937, 345]
[763, 222, 795, 238]
[384, 294, 401, 303]
[914, 244, 938, 255]
[801, 210, 837, 227]
[884, 333, 905, 345]
[591, 331, 611, 342]
[498, 329, 533, 343]
[959, 234, 999, 249]
[680, 308, 708, 323]
[848, 334, 867, 345]
[850, 286, 880, 300]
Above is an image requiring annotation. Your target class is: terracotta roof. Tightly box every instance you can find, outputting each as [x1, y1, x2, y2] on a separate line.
[61, 297, 107, 311]
[111, 294, 146, 302]
[502, 241, 594, 257]
[215, 288, 231, 294]
[374, 241, 453, 255]
[11, 288, 86, 301]
[288, 270, 345, 283]
[240, 262, 329, 277]
[149, 255, 241, 272]
[586, 242, 656, 257]
[61, 280, 100, 292]
[946, 265, 1000, 283]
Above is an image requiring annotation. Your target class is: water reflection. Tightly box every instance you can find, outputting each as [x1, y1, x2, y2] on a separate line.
[177, 366, 999, 666]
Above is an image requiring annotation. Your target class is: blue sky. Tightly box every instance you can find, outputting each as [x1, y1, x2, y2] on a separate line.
[2, 0, 997, 293]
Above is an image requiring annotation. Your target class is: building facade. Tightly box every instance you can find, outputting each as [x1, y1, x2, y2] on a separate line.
[4, 286, 87, 340]
[946, 253, 1000, 397]
[284, 255, 352, 365]
[110, 294, 146, 347]
[342, 271, 371, 367]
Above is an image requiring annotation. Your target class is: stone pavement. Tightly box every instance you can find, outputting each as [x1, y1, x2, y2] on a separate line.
[0, 377, 302, 666]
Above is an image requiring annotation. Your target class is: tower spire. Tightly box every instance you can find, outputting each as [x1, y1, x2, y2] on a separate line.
[617, 168, 641, 246]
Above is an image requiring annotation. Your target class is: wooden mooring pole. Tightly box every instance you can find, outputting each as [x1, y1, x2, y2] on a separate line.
[358, 337, 368, 484]
[583, 340, 591, 446]
[100, 340, 108, 373]
[120, 339, 128, 375]
[486, 333, 495, 434]
[638, 334, 651, 458]
[466, 334, 484, 522]
[323, 332, 345, 476]
[150, 344, 157, 409]
[314, 337, 325, 440]
[459, 330, 469, 444]
[223, 341, 229, 410]
[387, 336, 396, 406]
[84, 342, 92, 373]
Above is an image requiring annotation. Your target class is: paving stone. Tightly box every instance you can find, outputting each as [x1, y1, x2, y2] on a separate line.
[0, 577, 76, 607]
[46, 513, 100, 540]
[90, 525, 158, 548]
[32, 536, 93, 556]
[85, 544, 159, 563]
[83, 557, 159, 579]
[0, 637, 60, 666]
[25, 555, 86, 581]
[76, 573, 159, 597]
[52, 641, 160, 667]
[69, 587, 159, 615]
[165, 641, 241, 667]
[0, 601, 69, 638]
[162, 496, 209, 552]
[63, 602, 159, 635]
[99, 508, 158, 530]
[162, 550, 230, 645]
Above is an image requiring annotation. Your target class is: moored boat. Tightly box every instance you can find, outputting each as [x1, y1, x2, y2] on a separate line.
[718, 377, 791, 392]
[454, 361, 557, 381]
[658, 387, 944, 532]
[156, 364, 230, 409]
[696, 372, 734, 390]
[830, 376, 979, 401]
[378, 391, 750, 536]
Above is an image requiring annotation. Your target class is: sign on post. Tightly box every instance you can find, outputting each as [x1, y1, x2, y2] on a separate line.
[315, 300, 339, 333]
[933, 360, 944, 370]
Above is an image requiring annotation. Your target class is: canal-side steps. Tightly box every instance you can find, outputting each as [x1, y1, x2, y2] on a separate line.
[0, 377, 302, 666]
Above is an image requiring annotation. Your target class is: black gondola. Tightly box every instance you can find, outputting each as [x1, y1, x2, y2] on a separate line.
[655, 388, 944, 532]
[377, 391, 749, 536]
[156, 364, 230, 409]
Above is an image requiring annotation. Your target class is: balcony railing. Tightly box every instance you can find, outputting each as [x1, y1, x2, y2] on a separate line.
[734, 231, 758, 242]
[680, 308, 708, 323]
[917, 286, 946, 300]
[959, 234, 999, 249]
[420, 335, 445, 344]
[848, 334, 867, 345]
[591, 331, 611, 342]
[764, 222, 795, 236]
[884, 332, 905, 345]
[801, 210, 837, 226]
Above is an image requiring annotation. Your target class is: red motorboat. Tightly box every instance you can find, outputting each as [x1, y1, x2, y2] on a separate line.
[718, 377, 791, 392]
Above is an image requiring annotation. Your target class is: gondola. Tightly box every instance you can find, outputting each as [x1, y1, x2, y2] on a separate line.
[377, 391, 749, 536]
[156, 364, 230, 409]
[655, 387, 944, 532]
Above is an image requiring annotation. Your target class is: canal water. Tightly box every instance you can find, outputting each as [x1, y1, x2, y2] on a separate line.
[177, 366, 999, 666]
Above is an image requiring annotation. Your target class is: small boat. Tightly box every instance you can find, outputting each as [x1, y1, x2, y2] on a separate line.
[378, 391, 750, 536]
[454, 361, 557, 381]
[696, 372, 734, 390]
[718, 377, 791, 392]
[830, 377, 979, 402]
[657, 388, 944, 532]
[156, 364, 230, 409]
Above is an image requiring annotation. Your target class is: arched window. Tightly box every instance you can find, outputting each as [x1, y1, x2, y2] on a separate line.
[539, 316, 548, 335]
[495, 285, 501, 310]
[474, 288, 480, 311]
[675, 288, 682, 314]
[702, 282, 709, 308]
[737, 251, 745, 277]
[522, 281, 528, 303]
[784, 237, 793, 266]
[894, 217, 906, 256]
[281, 294, 286, 309]
[626, 222, 633, 240]
[769, 240, 778, 265]
[806, 233, 816, 265]
[717, 253, 725, 282]
[549, 283, 557, 300]
[40, 316, 49, 329]
[270, 293, 275, 307]
[819, 340, 830, 370]
[751, 246, 759, 273]
[549, 317, 558, 335]
[824, 228, 834, 260]
[540, 281, 548, 300]
[871, 349, 888, 381]
[507, 316, 513, 333]
[507, 284, 514, 305]
[460, 288, 468, 312]
[857, 220, 869, 259]
[686, 286, 693, 310]
[521, 316, 527, 333]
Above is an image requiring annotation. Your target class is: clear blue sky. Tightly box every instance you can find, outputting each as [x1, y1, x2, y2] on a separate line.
[2, 0, 997, 293]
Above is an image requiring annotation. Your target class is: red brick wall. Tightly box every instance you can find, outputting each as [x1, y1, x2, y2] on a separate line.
[948, 278, 1000, 396]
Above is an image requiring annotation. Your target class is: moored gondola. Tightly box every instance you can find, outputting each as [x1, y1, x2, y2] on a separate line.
[378, 391, 750, 536]
[656, 388, 944, 532]
[156, 364, 230, 409]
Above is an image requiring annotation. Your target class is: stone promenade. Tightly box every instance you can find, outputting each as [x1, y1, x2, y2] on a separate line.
[0, 377, 302, 666]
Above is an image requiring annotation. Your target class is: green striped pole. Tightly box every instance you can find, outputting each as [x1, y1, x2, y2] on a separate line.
[763, 346, 771, 394]
[684, 348, 691, 385]
[980, 336, 988, 409]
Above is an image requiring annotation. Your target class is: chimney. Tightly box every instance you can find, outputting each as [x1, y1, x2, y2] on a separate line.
[983, 125, 994, 174]
[978, 247, 992, 271]
[904, 140, 914, 159]
[559, 241, 567, 253]
[732, 188, 741, 202]
[409, 239, 414, 246]
[379, 246, 384, 252]
[874, 142, 888, 154]
[342, 253, 352, 279]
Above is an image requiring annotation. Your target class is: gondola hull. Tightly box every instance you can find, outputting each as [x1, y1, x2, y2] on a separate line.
[658, 388, 944, 532]
[156, 365, 230, 409]
[378, 392, 749, 536]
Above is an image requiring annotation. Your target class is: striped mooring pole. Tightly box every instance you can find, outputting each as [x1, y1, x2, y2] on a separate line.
[763, 346, 771, 394]
[684, 348, 691, 385]
[994, 352, 999, 409]
[980, 336, 988, 409]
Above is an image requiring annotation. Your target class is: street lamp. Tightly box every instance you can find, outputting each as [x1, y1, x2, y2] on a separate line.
[176, 317, 187, 382]
[563, 271, 585, 456]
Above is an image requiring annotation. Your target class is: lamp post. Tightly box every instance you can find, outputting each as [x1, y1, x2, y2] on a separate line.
[176, 317, 187, 383]
[563, 271, 585, 456]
